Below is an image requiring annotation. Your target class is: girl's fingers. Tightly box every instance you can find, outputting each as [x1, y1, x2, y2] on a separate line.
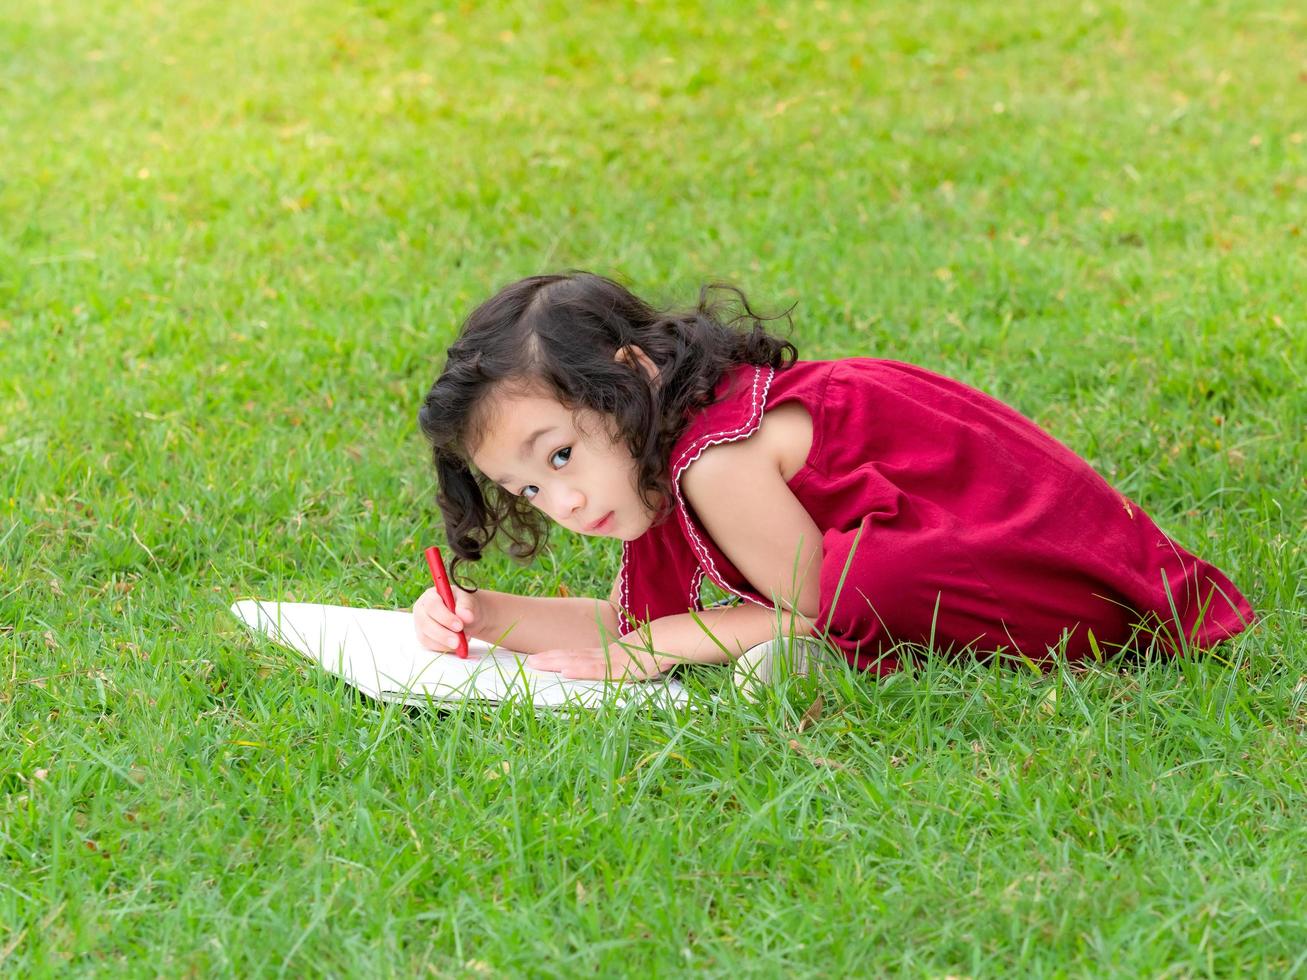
[527, 647, 656, 681]
[426, 607, 461, 632]
[417, 624, 463, 652]
[417, 588, 465, 632]
[526, 651, 562, 672]
[528, 649, 601, 679]
[413, 589, 466, 650]
[416, 610, 457, 645]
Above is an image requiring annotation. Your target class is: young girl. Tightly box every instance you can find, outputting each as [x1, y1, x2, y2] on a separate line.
[413, 272, 1254, 681]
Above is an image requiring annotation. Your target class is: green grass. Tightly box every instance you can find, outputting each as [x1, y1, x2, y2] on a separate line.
[2, 0, 1305, 973]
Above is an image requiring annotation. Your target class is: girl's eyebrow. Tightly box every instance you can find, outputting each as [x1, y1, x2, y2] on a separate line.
[492, 426, 556, 484]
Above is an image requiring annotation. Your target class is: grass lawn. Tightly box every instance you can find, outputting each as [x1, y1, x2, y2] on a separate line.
[2, 0, 1305, 973]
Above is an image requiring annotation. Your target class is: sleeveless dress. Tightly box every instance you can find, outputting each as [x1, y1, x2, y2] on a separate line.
[616, 358, 1255, 675]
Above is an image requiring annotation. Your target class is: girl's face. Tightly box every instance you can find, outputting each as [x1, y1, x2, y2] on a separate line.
[469, 385, 660, 541]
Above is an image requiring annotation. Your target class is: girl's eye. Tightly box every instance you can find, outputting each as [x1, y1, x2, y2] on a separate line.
[517, 452, 569, 501]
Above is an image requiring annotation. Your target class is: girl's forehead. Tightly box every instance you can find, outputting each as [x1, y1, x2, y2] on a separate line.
[475, 382, 569, 434]
[468, 383, 614, 468]
[468, 384, 576, 459]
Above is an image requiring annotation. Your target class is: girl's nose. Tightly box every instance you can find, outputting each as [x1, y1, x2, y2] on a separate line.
[549, 485, 585, 522]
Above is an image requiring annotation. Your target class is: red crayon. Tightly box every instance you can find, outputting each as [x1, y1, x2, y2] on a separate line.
[423, 545, 468, 659]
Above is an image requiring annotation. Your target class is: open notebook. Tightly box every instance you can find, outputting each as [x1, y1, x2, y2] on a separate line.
[230, 599, 688, 709]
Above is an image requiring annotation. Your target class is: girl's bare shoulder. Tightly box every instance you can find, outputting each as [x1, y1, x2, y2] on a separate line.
[683, 401, 813, 485]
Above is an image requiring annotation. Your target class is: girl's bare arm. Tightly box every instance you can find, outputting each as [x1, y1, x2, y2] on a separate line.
[473, 581, 623, 654]
[627, 601, 817, 668]
[524, 598, 818, 679]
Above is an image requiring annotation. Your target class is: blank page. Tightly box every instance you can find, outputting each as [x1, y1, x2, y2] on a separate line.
[231, 599, 688, 709]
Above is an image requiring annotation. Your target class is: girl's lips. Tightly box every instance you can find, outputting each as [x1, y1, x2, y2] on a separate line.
[587, 512, 613, 533]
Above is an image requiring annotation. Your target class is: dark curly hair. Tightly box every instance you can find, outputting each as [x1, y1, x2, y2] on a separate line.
[418, 271, 798, 586]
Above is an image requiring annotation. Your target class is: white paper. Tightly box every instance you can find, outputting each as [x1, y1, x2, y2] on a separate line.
[230, 599, 688, 709]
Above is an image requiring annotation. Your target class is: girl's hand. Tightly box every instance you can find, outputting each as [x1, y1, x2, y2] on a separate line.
[412, 584, 480, 653]
[526, 643, 668, 681]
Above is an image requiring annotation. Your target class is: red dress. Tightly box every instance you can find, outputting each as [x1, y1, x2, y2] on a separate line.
[616, 359, 1255, 674]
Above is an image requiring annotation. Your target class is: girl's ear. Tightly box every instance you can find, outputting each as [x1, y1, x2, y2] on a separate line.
[615, 345, 661, 387]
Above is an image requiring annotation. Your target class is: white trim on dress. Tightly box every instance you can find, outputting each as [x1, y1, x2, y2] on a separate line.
[616, 365, 777, 636]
